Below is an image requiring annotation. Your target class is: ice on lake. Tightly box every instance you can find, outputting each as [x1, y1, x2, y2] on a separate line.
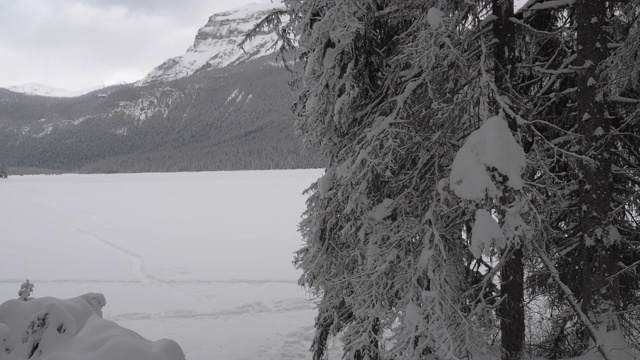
[0, 169, 341, 360]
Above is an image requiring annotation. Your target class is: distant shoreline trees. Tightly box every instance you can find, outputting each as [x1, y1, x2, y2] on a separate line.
[249, 1, 640, 359]
[0, 161, 7, 178]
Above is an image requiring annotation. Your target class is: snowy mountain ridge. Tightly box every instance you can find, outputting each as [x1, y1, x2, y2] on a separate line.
[138, 2, 284, 86]
[6, 82, 103, 98]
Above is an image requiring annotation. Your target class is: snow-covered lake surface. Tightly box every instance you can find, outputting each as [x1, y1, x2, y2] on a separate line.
[0, 169, 341, 360]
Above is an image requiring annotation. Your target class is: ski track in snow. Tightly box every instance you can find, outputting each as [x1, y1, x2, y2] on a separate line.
[67, 228, 315, 328]
[73, 228, 152, 282]
[259, 325, 315, 360]
[0, 279, 143, 284]
[258, 324, 343, 360]
[70, 228, 207, 310]
[108, 298, 314, 322]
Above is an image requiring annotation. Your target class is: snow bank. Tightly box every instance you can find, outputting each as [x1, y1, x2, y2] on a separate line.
[0, 292, 184, 360]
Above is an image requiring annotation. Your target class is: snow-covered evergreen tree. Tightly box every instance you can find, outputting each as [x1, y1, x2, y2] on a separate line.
[249, 0, 640, 359]
[19, 280, 34, 301]
[514, 1, 640, 358]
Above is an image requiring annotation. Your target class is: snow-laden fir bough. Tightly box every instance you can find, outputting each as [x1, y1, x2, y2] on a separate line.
[246, 1, 640, 359]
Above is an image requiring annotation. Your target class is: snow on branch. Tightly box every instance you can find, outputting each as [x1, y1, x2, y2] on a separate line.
[532, 244, 634, 360]
[450, 115, 526, 201]
[470, 209, 506, 258]
[527, 0, 576, 11]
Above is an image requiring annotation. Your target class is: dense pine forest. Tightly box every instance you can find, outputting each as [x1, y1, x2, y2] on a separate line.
[248, 1, 640, 359]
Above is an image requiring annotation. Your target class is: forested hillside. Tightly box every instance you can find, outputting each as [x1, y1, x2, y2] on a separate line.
[0, 57, 322, 173]
[255, 1, 640, 360]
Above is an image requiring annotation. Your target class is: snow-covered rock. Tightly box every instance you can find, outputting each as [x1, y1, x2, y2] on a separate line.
[111, 87, 181, 124]
[0, 292, 185, 360]
[138, 3, 284, 86]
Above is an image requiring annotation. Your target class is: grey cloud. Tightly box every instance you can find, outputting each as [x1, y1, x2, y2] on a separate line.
[0, 0, 270, 90]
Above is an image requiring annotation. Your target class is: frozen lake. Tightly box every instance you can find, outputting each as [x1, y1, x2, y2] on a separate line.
[0, 169, 341, 360]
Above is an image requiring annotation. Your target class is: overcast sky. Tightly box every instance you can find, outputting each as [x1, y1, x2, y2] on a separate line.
[0, 0, 273, 91]
[1, 1, 529, 92]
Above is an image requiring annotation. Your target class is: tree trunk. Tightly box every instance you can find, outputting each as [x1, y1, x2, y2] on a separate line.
[575, 0, 619, 338]
[492, 1, 525, 360]
[500, 246, 525, 360]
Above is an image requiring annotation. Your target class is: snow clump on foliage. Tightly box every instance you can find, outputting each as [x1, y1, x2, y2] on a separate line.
[470, 209, 506, 259]
[450, 115, 526, 201]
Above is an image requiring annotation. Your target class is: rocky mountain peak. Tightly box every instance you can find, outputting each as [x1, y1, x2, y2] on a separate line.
[138, 2, 283, 86]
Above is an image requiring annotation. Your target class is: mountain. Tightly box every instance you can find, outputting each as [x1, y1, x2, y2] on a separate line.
[7, 83, 104, 98]
[138, 2, 283, 86]
[0, 57, 320, 174]
[0, 3, 320, 175]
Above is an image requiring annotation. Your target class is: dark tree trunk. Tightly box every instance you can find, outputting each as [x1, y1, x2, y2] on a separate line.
[575, 0, 620, 337]
[500, 246, 525, 360]
[492, 1, 525, 360]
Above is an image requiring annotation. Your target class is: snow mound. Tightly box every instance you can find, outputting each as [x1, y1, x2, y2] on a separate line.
[0, 293, 184, 360]
[450, 115, 526, 201]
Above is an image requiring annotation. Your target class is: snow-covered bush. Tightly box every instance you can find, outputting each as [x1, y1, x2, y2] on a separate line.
[0, 285, 184, 360]
[18, 281, 33, 302]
